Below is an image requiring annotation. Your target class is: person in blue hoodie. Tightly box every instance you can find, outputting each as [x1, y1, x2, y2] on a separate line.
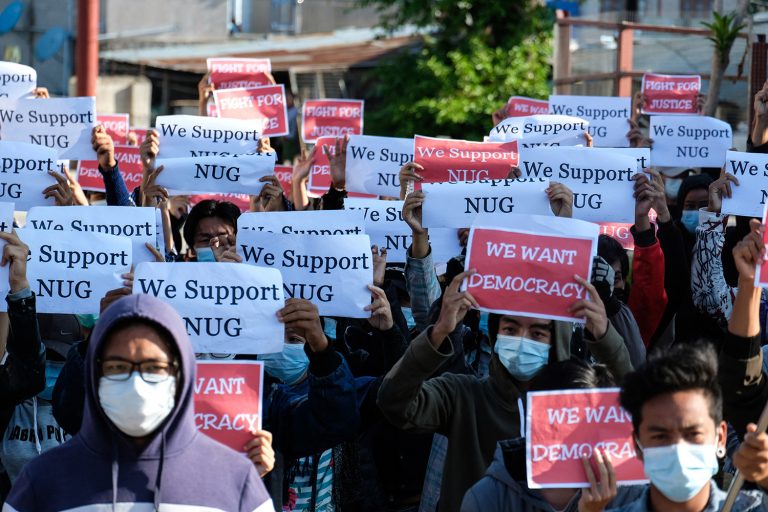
[3, 294, 274, 512]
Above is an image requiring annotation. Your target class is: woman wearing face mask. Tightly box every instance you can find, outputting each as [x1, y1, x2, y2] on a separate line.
[3, 294, 274, 512]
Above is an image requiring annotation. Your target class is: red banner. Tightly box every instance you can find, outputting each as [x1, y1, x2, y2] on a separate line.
[302, 99, 364, 143]
[206, 102, 219, 118]
[194, 361, 264, 452]
[274, 164, 293, 196]
[526, 389, 646, 488]
[189, 193, 251, 213]
[77, 145, 143, 193]
[214, 85, 288, 137]
[506, 96, 549, 117]
[129, 127, 148, 145]
[207, 57, 272, 90]
[641, 73, 701, 115]
[465, 221, 596, 321]
[413, 135, 518, 186]
[97, 114, 130, 145]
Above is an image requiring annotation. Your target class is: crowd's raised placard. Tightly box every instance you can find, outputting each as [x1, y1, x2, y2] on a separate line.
[641, 73, 701, 115]
[345, 135, 412, 197]
[97, 113, 129, 144]
[464, 214, 598, 321]
[77, 144, 143, 193]
[274, 164, 293, 196]
[155, 115, 263, 159]
[213, 85, 289, 137]
[0, 61, 36, 99]
[307, 136, 335, 195]
[650, 115, 731, 167]
[609, 148, 651, 170]
[758, 204, 768, 287]
[238, 209, 364, 235]
[26, 206, 158, 265]
[421, 179, 552, 228]
[505, 96, 549, 117]
[526, 389, 646, 488]
[722, 150, 768, 217]
[130, 127, 148, 143]
[194, 361, 264, 452]
[488, 114, 588, 147]
[302, 99, 364, 143]
[413, 136, 518, 185]
[0, 202, 14, 288]
[134, 262, 284, 354]
[0, 230, 132, 314]
[518, 147, 639, 223]
[207, 102, 219, 118]
[549, 95, 631, 148]
[189, 193, 251, 213]
[207, 57, 272, 89]
[344, 197, 462, 263]
[237, 231, 373, 317]
[154, 153, 275, 196]
[0, 96, 96, 159]
[0, 141, 58, 210]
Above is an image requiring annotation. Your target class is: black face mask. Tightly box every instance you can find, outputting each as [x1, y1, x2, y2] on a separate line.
[613, 288, 628, 304]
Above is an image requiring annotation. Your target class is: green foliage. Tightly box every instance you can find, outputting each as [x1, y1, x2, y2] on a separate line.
[702, 11, 746, 61]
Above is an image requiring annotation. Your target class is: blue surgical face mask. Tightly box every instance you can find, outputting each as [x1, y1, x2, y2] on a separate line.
[323, 318, 337, 340]
[640, 439, 718, 503]
[479, 312, 490, 335]
[39, 360, 64, 401]
[494, 335, 549, 381]
[681, 210, 699, 234]
[77, 313, 98, 330]
[260, 343, 309, 385]
[401, 307, 416, 330]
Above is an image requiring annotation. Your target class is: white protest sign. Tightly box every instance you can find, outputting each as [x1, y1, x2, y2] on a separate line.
[344, 198, 461, 263]
[154, 115, 263, 159]
[421, 179, 553, 229]
[346, 135, 413, 197]
[26, 206, 158, 266]
[0, 62, 36, 100]
[722, 151, 768, 217]
[237, 232, 372, 317]
[154, 153, 275, 195]
[0, 97, 96, 159]
[518, 147, 639, 223]
[548, 95, 631, 148]
[4, 230, 132, 314]
[238, 209, 365, 235]
[134, 262, 284, 354]
[609, 148, 651, 170]
[0, 202, 15, 290]
[650, 115, 732, 167]
[0, 141, 58, 210]
[488, 115, 589, 147]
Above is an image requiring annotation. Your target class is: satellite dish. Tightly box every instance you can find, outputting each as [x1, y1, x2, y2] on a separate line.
[35, 27, 68, 61]
[0, 1, 24, 35]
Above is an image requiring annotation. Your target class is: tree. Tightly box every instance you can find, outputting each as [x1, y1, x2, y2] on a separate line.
[702, 4, 748, 117]
[358, 0, 553, 139]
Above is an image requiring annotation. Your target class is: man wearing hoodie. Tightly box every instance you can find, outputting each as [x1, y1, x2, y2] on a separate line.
[377, 270, 632, 512]
[3, 294, 274, 512]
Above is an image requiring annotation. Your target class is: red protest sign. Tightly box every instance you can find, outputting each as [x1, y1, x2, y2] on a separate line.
[599, 223, 634, 251]
[194, 361, 264, 452]
[526, 389, 646, 488]
[207, 57, 272, 90]
[274, 164, 293, 196]
[206, 101, 219, 118]
[641, 73, 701, 115]
[77, 145, 143, 193]
[214, 84, 288, 137]
[756, 203, 768, 287]
[413, 135, 518, 186]
[97, 114, 129, 145]
[506, 96, 549, 117]
[189, 193, 251, 213]
[302, 99, 364, 143]
[465, 218, 597, 321]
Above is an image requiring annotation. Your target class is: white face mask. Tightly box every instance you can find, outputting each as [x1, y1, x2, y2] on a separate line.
[98, 375, 176, 437]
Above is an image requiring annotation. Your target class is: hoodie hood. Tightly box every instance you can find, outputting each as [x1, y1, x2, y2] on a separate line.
[488, 314, 572, 362]
[79, 294, 197, 459]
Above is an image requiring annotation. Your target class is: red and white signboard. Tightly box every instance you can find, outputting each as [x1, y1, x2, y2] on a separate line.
[308, 136, 375, 198]
[756, 203, 768, 287]
[206, 102, 219, 118]
[77, 145, 143, 193]
[214, 84, 289, 137]
[641, 73, 701, 115]
[526, 389, 646, 488]
[97, 114, 130, 145]
[194, 361, 264, 452]
[464, 215, 598, 322]
[413, 135, 518, 186]
[189, 193, 251, 213]
[207, 57, 272, 90]
[506, 96, 549, 117]
[274, 164, 293, 196]
[302, 99, 364, 143]
[129, 127, 148, 145]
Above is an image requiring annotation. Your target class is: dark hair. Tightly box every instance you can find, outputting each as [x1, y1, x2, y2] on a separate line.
[597, 234, 628, 281]
[182, 200, 241, 251]
[530, 359, 615, 392]
[676, 173, 713, 209]
[620, 342, 722, 432]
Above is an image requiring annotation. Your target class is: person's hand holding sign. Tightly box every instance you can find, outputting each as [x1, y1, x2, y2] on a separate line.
[277, 299, 328, 353]
[577, 449, 616, 512]
[430, 270, 479, 349]
[257, 176, 286, 212]
[402, 191, 429, 259]
[732, 219, 764, 283]
[44, 170, 74, 206]
[244, 429, 275, 477]
[707, 170, 739, 214]
[734, 422, 768, 490]
[546, 182, 573, 218]
[365, 285, 394, 332]
[568, 275, 608, 339]
[92, 125, 117, 169]
[198, 72, 214, 116]
[324, 135, 348, 191]
[0, 230, 30, 293]
[140, 130, 160, 170]
[399, 162, 424, 200]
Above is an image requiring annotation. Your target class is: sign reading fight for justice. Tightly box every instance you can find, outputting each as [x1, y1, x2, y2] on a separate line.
[641, 73, 701, 115]
[155, 115, 264, 159]
[413, 136, 518, 185]
[650, 115, 732, 167]
[302, 99, 364, 143]
[207, 58, 272, 89]
[548, 95, 631, 148]
[134, 262, 284, 354]
[214, 85, 289, 137]
[345, 135, 412, 197]
[464, 214, 598, 322]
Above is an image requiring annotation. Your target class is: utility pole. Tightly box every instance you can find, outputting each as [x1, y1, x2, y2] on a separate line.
[75, 0, 98, 96]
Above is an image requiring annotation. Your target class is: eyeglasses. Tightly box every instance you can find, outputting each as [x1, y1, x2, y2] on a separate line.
[99, 357, 178, 383]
